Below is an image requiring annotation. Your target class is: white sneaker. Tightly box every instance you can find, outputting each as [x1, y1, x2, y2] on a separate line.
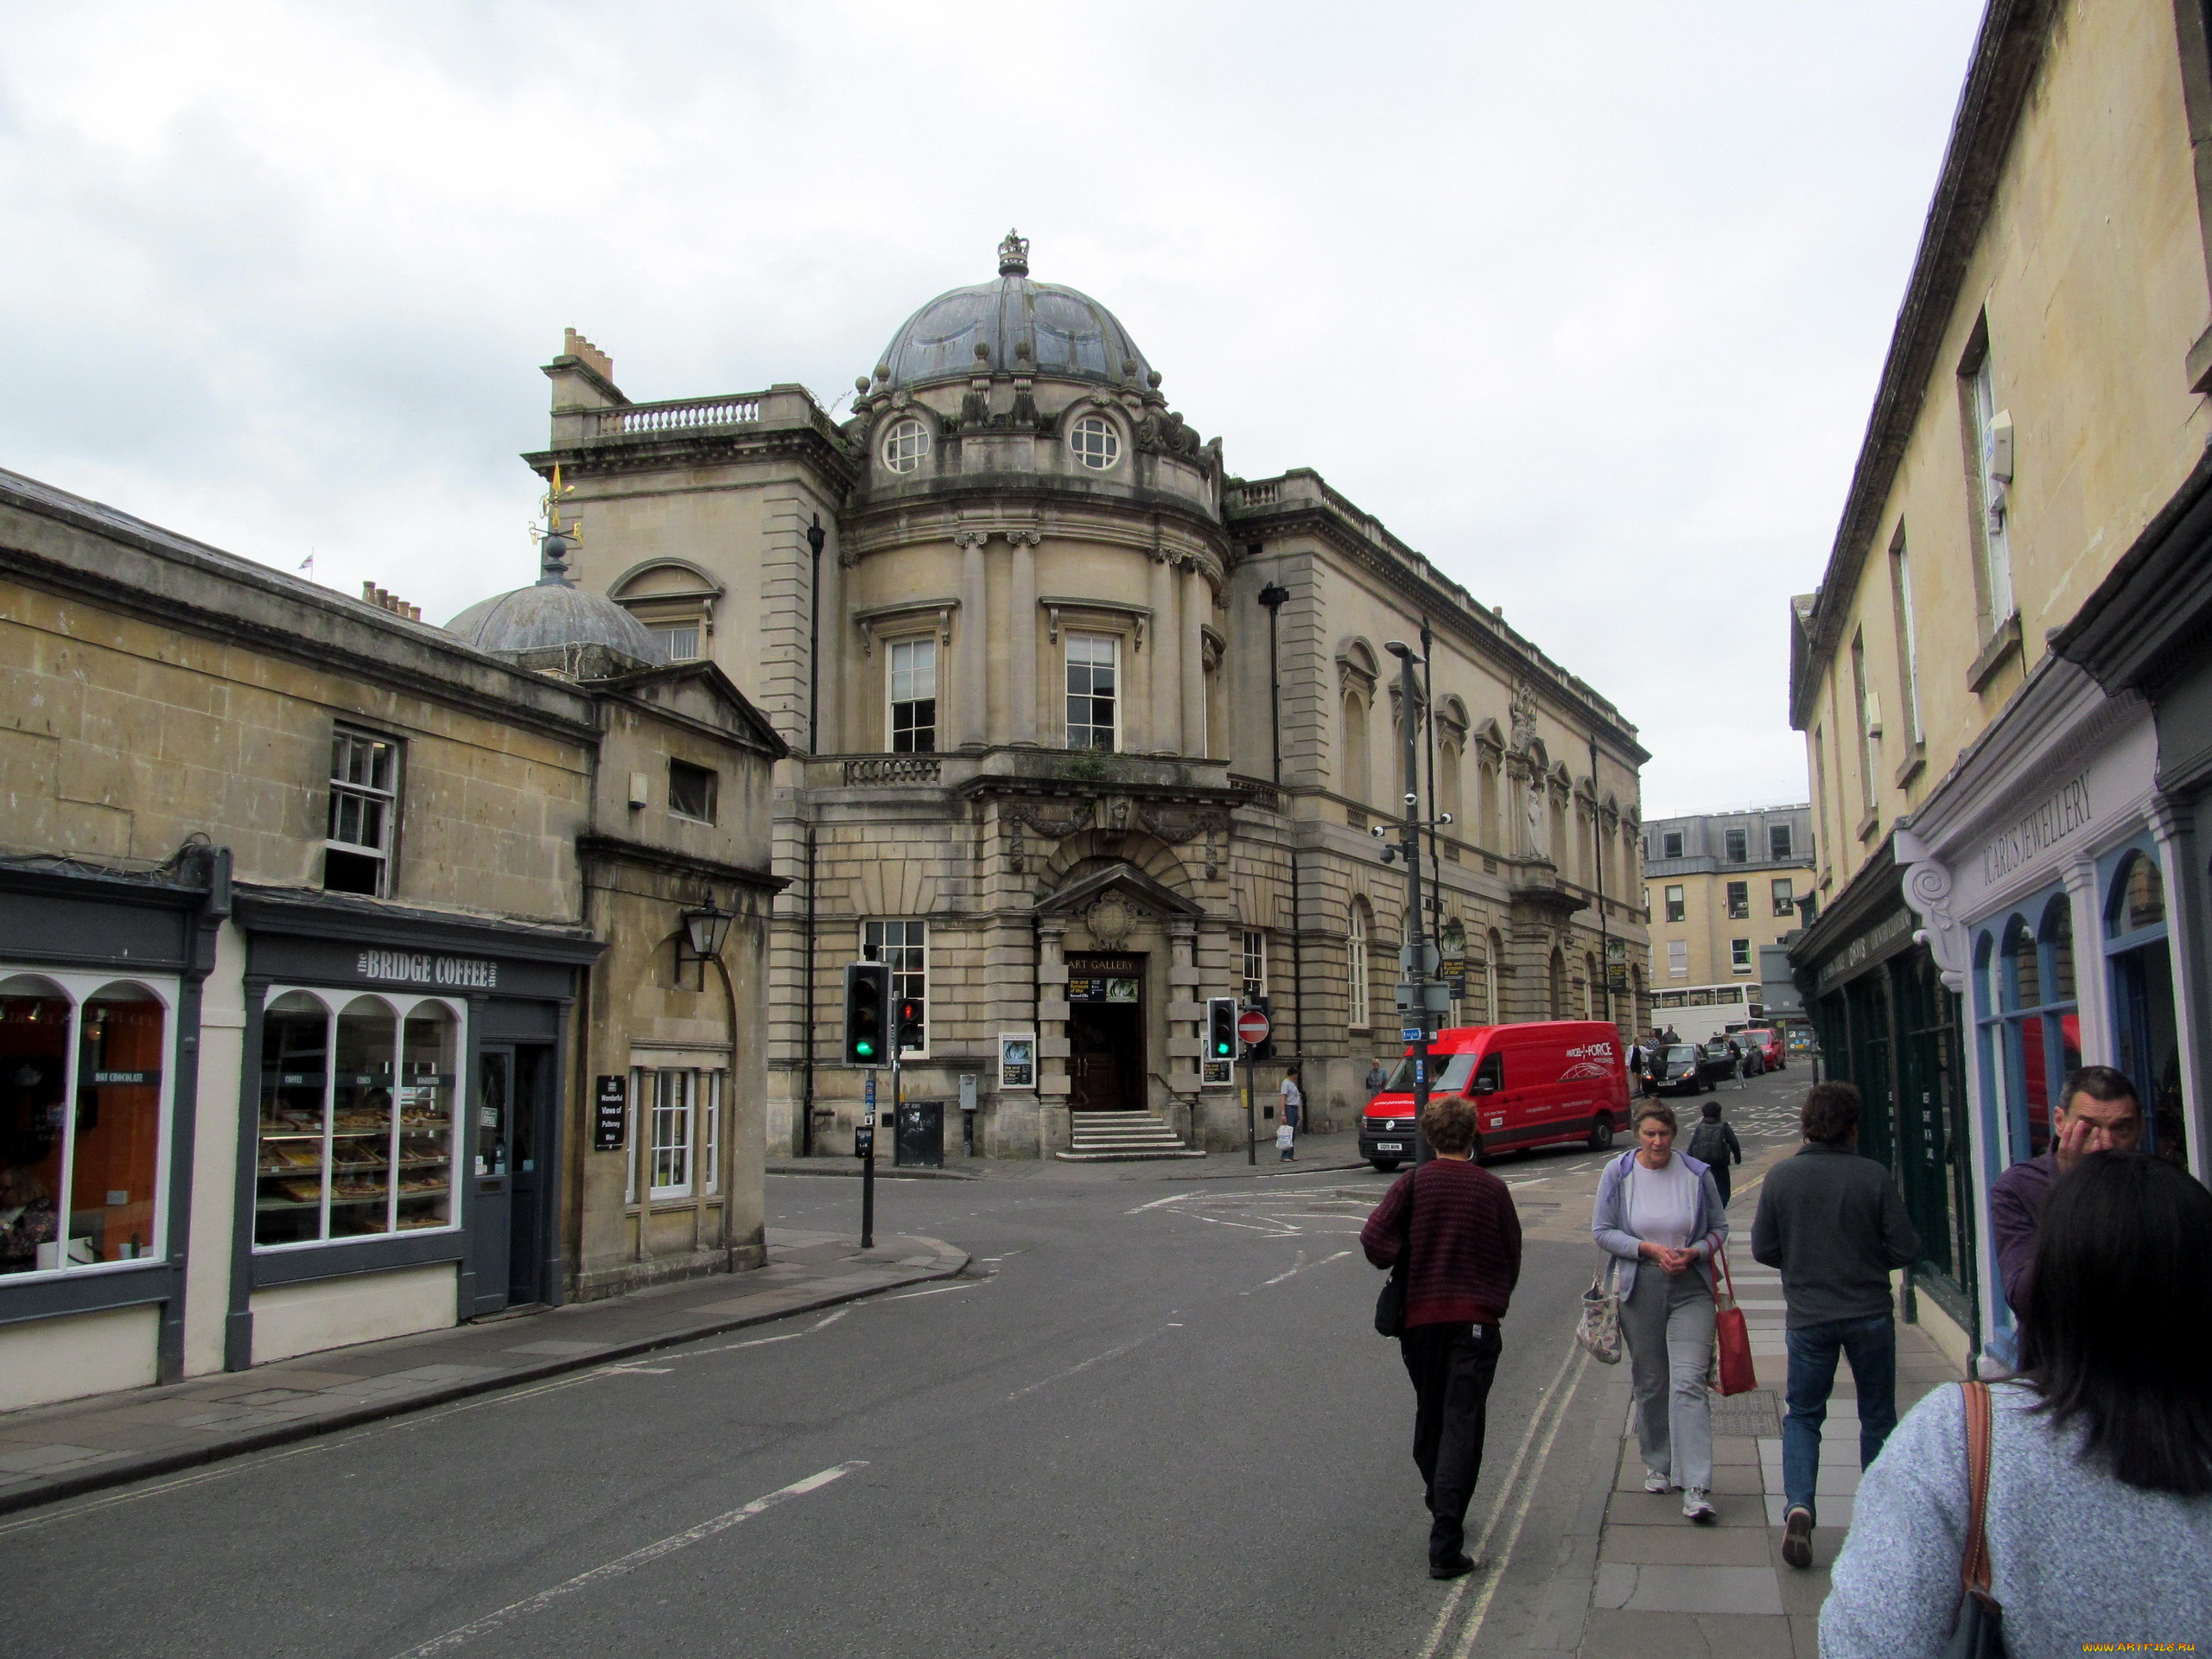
[1682, 1487, 1717, 1522]
[1643, 1473, 1672, 1494]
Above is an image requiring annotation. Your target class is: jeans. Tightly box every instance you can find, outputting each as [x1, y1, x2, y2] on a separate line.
[1399, 1322, 1503, 1565]
[1621, 1262, 1715, 1492]
[1782, 1313, 1898, 1523]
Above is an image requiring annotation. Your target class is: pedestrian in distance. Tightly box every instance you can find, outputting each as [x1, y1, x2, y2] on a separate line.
[1728, 1037, 1747, 1090]
[1360, 1094, 1523, 1581]
[1592, 1103, 1729, 1523]
[1821, 1150, 2212, 1656]
[1660, 1024, 1680, 1046]
[1750, 1080, 1918, 1569]
[1279, 1065, 1302, 1157]
[1365, 1057, 1388, 1096]
[1988, 1064, 2140, 1316]
[1626, 1035, 1647, 1094]
[1685, 1099, 1742, 1206]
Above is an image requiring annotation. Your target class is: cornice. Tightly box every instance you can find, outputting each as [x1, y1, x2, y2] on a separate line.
[524, 421, 861, 493]
[575, 834, 787, 893]
[1234, 499, 1647, 762]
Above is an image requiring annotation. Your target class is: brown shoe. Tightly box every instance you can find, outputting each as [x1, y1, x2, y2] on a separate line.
[1781, 1505, 1814, 1568]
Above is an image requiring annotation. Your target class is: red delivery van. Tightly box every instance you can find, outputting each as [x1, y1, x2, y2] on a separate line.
[1358, 1021, 1630, 1170]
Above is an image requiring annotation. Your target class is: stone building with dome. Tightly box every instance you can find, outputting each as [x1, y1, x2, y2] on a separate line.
[534, 232, 1651, 1158]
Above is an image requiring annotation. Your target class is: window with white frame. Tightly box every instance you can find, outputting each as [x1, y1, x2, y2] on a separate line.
[1347, 905, 1371, 1030]
[1065, 633, 1119, 752]
[1661, 831, 1683, 859]
[1069, 415, 1121, 470]
[1770, 823, 1794, 860]
[1667, 940, 1689, 979]
[888, 637, 938, 753]
[1241, 931, 1267, 1003]
[882, 417, 930, 474]
[1889, 534, 1923, 747]
[1967, 340, 2013, 624]
[1772, 877, 1796, 917]
[626, 1066, 723, 1202]
[1724, 828, 1747, 861]
[325, 727, 399, 897]
[1731, 939, 1751, 973]
[254, 988, 459, 1247]
[1726, 880, 1750, 920]
[863, 920, 928, 1055]
[1, 972, 177, 1276]
[1664, 885, 1686, 923]
[649, 624, 702, 662]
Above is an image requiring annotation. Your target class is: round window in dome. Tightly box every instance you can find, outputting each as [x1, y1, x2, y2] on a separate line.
[1069, 415, 1121, 471]
[882, 418, 931, 474]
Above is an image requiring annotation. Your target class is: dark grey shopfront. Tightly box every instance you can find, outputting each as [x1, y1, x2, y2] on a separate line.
[227, 890, 601, 1367]
[1792, 842, 1979, 1341]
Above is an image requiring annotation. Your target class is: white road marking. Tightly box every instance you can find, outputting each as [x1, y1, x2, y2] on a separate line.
[1240, 1249, 1354, 1295]
[387, 1461, 866, 1656]
[881, 1281, 981, 1300]
[681, 1306, 852, 1358]
[1006, 1328, 1172, 1402]
[598, 1366, 672, 1375]
[1446, 1345, 1592, 1659]
[1125, 1191, 1204, 1213]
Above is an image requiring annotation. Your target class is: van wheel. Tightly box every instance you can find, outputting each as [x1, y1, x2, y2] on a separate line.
[1370, 1159, 1402, 1172]
[1587, 1114, 1615, 1151]
[1471, 1135, 1491, 1166]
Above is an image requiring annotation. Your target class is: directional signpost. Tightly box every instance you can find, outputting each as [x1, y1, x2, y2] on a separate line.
[1238, 1007, 1272, 1166]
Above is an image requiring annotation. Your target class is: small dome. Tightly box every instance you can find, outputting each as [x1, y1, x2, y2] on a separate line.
[878, 231, 1152, 392]
[447, 532, 668, 679]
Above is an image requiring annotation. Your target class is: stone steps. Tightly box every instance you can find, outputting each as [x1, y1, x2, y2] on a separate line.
[1055, 1109, 1205, 1161]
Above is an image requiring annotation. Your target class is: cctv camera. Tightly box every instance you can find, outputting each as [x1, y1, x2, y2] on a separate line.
[1370, 824, 1387, 838]
[1439, 812, 1452, 825]
[1404, 792, 1419, 807]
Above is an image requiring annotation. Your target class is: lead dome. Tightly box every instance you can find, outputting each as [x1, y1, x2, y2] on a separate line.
[446, 531, 667, 680]
[875, 230, 1154, 391]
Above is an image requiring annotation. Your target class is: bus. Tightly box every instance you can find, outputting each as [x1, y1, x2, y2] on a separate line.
[1646, 982, 1764, 1046]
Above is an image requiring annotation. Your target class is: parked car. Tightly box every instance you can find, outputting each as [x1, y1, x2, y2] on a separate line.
[1649, 1041, 1726, 1096]
[1737, 1027, 1784, 1073]
[1359, 1020, 1629, 1169]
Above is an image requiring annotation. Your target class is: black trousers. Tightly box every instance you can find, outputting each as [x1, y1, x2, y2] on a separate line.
[1398, 1322, 1503, 1564]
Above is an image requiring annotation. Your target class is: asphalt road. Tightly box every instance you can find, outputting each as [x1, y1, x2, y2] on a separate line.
[0, 1069, 1808, 1659]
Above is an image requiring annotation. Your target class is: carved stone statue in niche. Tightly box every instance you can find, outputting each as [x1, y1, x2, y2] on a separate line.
[1525, 779, 1548, 859]
[1510, 680, 1539, 754]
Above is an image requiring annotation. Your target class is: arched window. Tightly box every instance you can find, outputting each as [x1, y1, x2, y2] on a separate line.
[1585, 953, 1599, 1020]
[1974, 893, 2082, 1166]
[1479, 760, 1501, 851]
[1485, 929, 1503, 1024]
[1347, 903, 1371, 1031]
[1439, 744, 1463, 833]
[1548, 947, 1567, 1019]
[1342, 692, 1371, 808]
[2104, 847, 2184, 1166]
[1068, 415, 1120, 470]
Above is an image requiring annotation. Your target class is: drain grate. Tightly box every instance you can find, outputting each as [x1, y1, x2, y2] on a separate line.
[1709, 1388, 1782, 1438]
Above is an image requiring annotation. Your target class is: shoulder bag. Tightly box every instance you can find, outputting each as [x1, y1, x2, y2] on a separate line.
[1373, 1167, 1416, 1338]
[1710, 1242, 1758, 1395]
[1943, 1380, 2008, 1657]
[1576, 1252, 1622, 1363]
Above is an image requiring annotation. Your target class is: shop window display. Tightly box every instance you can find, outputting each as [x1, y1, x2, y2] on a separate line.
[2105, 849, 2186, 1168]
[1, 974, 171, 1276]
[256, 988, 458, 1248]
[1975, 893, 2082, 1166]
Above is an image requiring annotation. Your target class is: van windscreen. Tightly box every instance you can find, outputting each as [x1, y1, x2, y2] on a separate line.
[1381, 1051, 1478, 1096]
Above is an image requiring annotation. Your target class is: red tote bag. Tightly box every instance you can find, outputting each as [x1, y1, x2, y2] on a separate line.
[1710, 1243, 1758, 1396]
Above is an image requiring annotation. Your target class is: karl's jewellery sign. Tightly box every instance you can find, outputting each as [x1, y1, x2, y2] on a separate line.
[355, 950, 499, 989]
[1982, 772, 2092, 886]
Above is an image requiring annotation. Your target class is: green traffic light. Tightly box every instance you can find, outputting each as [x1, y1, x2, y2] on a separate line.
[855, 1039, 876, 1058]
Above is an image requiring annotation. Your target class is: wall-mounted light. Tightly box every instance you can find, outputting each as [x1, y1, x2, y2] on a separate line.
[680, 899, 734, 989]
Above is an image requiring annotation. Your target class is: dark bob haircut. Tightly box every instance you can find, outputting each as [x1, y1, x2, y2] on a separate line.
[2018, 1150, 2212, 1496]
[1801, 1081, 1860, 1145]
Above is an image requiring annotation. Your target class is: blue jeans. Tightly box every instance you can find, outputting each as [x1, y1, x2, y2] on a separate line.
[1782, 1313, 1897, 1522]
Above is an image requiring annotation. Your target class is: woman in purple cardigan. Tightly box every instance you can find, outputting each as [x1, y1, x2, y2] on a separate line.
[1592, 1103, 1729, 1522]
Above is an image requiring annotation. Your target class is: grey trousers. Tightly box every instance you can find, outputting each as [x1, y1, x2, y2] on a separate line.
[1622, 1262, 1715, 1492]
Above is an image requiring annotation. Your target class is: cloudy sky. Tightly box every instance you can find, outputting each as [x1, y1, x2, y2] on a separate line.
[1, 1, 1985, 817]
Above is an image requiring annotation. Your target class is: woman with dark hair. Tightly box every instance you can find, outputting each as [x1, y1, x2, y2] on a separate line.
[1822, 1152, 2212, 1653]
[1592, 1102, 1730, 1523]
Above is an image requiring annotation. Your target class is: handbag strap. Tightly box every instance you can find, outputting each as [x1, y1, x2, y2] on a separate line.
[1709, 1238, 1736, 1305]
[1960, 1381, 1996, 1601]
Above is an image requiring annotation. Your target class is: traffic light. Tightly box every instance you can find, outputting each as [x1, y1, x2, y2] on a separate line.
[842, 963, 887, 1065]
[1207, 997, 1236, 1062]
[895, 995, 925, 1055]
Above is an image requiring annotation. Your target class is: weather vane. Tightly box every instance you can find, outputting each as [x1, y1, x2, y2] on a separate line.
[533, 462, 582, 548]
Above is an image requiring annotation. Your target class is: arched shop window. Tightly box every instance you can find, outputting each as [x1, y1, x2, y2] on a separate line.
[256, 988, 460, 1249]
[0, 974, 174, 1277]
[2104, 847, 2186, 1167]
[1974, 892, 2081, 1166]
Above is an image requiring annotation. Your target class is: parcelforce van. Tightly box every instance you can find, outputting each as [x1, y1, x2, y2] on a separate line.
[1358, 1021, 1630, 1170]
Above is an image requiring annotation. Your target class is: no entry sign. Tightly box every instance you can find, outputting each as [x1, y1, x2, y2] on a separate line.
[1236, 1008, 1272, 1047]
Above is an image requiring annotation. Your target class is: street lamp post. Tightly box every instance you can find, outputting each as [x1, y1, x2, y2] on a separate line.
[1256, 577, 1302, 1069]
[1381, 640, 1446, 1165]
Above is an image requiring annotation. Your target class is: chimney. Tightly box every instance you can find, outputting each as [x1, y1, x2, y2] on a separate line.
[563, 327, 615, 384]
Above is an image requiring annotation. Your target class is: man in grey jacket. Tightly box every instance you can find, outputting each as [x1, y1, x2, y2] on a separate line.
[1751, 1081, 1918, 1569]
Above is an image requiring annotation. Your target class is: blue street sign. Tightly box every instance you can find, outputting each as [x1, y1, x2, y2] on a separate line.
[1402, 1027, 1423, 1041]
[864, 1073, 876, 1107]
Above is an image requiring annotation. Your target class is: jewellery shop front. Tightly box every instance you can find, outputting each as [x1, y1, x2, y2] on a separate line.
[226, 891, 603, 1371]
[1893, 658, 2191, 1365]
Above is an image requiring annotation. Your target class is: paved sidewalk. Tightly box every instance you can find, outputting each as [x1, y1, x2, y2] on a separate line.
[0, 1225, 966, 1516]
[1576, 1255, 1963, 1658]
[772, 1127, 1374, 1184]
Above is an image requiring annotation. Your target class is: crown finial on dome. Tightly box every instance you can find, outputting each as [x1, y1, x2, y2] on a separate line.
[997, 228, 1030, 276]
